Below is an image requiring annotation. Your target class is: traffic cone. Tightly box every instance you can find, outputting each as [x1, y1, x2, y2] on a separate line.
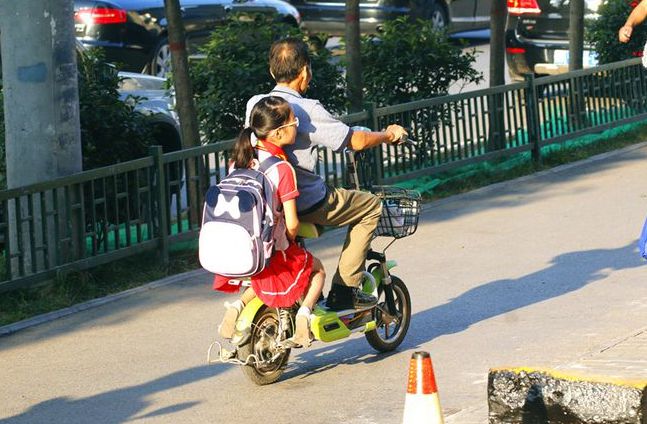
[402, 351, 444, 424]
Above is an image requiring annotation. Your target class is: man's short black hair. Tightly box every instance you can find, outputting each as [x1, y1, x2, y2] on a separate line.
[269, 38, 310, 83]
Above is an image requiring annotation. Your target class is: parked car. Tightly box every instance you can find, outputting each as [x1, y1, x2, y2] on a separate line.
[288, 0, 491, 36]
[505, 0, 601, 81]
[74, 0, 302, 77]
[118, 71, 182, 154]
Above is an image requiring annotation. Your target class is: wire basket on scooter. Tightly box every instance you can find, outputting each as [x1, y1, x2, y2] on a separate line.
[373, 187, 421, 239]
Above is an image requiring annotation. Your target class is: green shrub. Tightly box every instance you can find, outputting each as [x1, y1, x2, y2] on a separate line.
[77, 50, 153, 170]
[587, 0, 647, 64]
[190, 13, 347, 142]
[360, 17, 482, 106]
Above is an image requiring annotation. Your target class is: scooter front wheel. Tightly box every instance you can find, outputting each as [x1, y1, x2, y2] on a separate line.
[238, 306, 291, 385]
[365, 276, 411, 352]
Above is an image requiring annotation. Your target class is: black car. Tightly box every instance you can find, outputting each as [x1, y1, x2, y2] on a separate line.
[74, 0, 301, 77]
[290, 0, 491, 36]
[505, 0, 600, 81]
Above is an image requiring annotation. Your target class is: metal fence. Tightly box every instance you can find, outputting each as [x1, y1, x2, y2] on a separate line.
[2, 58, 646, 292]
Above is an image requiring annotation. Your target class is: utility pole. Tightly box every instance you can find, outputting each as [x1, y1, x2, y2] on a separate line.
[345, 0, 363, 112]
[0, 0, 83, 275]
[1, 0, 82, 187]
[163, 0, 202, 227]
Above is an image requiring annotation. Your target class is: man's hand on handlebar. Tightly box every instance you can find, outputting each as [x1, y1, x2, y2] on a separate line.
[619, 24, 633, 43]
[385, 125, 408, 145]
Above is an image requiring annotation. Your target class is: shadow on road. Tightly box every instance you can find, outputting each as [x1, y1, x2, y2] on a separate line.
[0, 365, 221, 424]
[419, 146, 647, 225]
[280, 241, 643, 381]
[404, 241, 643, 347]
[281, 342, 399, 382]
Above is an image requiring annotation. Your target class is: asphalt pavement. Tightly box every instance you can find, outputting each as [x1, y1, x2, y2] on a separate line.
[1, 142, 646, 423]
[447, 321, 647, 423]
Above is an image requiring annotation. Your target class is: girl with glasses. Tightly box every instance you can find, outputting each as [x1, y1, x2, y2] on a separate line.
[213, 96, 325, 347]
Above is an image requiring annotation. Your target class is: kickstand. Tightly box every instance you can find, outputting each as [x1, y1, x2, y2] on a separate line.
[207, 340, 259, 366]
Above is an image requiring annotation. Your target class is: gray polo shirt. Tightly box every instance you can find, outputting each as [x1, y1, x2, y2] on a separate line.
[245, 86, 352, 213]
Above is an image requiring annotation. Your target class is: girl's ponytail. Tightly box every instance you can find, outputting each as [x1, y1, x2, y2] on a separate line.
[232, 127, 257, 169]
[231, 96, 291, 169]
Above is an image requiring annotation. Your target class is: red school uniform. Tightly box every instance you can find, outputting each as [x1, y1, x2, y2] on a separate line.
[213, 141, 314, 308]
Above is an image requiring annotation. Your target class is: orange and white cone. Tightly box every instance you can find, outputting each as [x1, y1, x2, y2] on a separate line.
[402, 351, 444, 424]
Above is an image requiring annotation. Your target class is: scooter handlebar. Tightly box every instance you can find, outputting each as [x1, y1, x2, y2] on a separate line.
[396, 134, 417, 148]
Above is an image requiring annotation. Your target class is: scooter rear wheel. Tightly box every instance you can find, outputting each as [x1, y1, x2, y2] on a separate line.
[365, 276, 411, 352]
[239, 306, 291, 385]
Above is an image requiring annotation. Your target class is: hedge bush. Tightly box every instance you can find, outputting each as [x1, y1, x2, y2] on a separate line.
[587, 0, 647, 64]
[77, 50, 153, 170]
[360, 17, 482, 106]
[190, 13, 346, 142]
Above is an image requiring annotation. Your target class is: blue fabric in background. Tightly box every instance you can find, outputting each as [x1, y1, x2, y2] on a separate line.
[639, 216, 647, 260]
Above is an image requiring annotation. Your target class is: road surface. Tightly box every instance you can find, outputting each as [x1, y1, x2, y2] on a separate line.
[1, 141, 646, 423]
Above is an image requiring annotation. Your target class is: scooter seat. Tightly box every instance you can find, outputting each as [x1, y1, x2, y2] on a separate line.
[297, 222, 326, 239]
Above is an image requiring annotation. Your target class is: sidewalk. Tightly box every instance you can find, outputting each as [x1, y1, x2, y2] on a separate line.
[446, 325, 647, 423]
[562, 326, 647, 379]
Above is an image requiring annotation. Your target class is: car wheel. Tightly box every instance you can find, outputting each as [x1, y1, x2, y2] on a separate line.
[150, 38, 172, 77]
[430, 2, 448, 30]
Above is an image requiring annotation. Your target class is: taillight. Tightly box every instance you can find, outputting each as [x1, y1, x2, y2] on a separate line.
[506, 47, 526, 54]
[507, 0, 541, 16]
[75, 6, 127, 25]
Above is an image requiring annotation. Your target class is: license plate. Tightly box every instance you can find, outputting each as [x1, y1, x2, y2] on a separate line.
[553, 49, 599, 67]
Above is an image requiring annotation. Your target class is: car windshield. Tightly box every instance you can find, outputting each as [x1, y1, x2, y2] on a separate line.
[118, 73, 166, 91]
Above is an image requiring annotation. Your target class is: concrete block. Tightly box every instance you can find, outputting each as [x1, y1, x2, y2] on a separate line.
[488, 367, 647, 423]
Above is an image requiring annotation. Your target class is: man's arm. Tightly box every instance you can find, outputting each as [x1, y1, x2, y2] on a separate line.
[305, 100, 407, 151]
[348, 124, 408, 151]
[619, 0, 647, 42]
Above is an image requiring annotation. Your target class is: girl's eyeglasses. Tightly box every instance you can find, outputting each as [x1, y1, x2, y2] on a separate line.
[273, 117, 299, 131]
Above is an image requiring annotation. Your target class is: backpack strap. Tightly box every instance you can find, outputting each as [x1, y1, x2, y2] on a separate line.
[256, 156, 285, 215]
[258, 155, 283, 173]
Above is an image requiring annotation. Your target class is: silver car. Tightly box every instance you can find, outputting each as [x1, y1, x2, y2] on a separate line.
[118, 71, 182, 154]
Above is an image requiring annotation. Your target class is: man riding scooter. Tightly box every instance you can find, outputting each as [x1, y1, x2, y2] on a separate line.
[245, 37, 408, 311]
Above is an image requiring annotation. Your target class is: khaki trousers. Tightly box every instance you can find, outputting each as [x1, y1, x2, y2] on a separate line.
[299, 187, 382, 287]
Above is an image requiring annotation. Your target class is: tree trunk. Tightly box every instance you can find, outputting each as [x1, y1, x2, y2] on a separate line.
[0, 0, 84, 275]
[164, 0, 202, 227]
[568, 0, 586, 131]
[345, 0, 363, 112]
[163, 0, 201, 149]
[489, 0, 508, 87]
[487, 0, 508, 151]
[569, 0, 584, 71]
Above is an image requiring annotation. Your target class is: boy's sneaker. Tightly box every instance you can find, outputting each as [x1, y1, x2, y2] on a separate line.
[218, 302, 241, 339]
[325, 284, 377, 310]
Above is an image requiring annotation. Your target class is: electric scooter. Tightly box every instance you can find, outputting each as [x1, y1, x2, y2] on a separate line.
[208, 138, 421, 385]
